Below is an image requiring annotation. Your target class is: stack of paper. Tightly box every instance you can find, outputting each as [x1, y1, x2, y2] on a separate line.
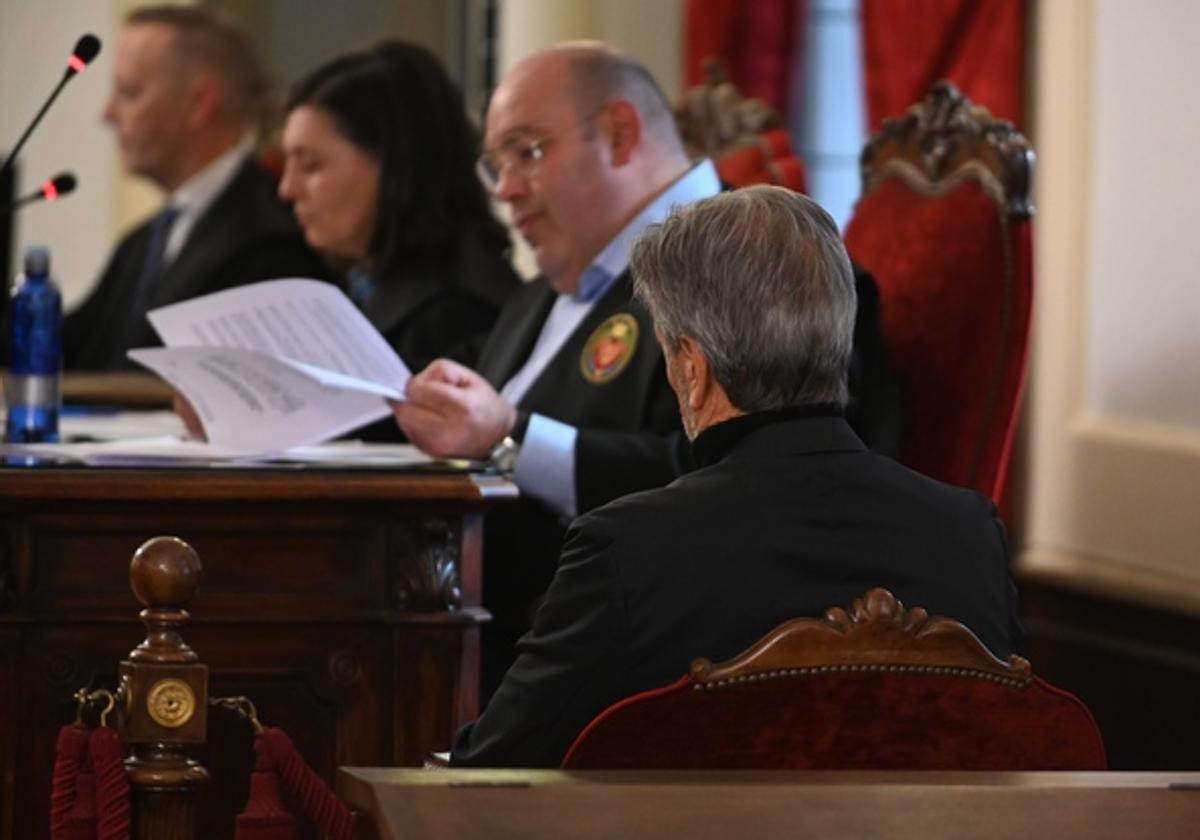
[127, 278, 411, 455]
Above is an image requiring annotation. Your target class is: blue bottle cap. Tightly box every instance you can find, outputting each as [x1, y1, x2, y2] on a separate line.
[24, 245, 50, 275]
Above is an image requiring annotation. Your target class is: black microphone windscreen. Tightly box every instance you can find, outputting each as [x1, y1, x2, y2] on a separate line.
[51, 172, 77, 195]
[73, 34, 102, 65]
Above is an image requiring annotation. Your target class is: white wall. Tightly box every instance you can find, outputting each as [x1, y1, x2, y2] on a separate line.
[1020, 0, 1200, 603]
[497, 0, 682, 94]
[1083, 1, 1200, 429]
[0, 0, 122, 307]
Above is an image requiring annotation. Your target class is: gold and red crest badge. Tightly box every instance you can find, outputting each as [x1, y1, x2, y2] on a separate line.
[580, 313, 638, 384]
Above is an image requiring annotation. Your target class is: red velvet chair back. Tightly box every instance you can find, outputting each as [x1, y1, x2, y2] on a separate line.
[561, 589, 1105, 771]
[842, 82, 1034, 503]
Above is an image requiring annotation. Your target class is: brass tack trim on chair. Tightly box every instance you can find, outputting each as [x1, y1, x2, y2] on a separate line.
[693, 662, 1031, 692]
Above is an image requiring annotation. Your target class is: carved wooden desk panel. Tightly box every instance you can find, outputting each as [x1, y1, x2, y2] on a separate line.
[0, 466, 516, 840]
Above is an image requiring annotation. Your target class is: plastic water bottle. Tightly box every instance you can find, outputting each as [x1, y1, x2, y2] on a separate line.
[5, 245, 62, 442]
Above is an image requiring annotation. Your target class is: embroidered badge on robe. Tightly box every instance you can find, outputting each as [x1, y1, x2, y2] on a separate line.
[581, 313, 638, 384]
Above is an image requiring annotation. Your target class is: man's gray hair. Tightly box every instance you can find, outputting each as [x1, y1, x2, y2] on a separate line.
[565, 46, 683, 153]
[128, 4, 270, 129]
[631, 185, 857, 410]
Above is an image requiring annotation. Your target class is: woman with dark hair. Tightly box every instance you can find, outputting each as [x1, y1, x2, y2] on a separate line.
[278, 40, 518, 371]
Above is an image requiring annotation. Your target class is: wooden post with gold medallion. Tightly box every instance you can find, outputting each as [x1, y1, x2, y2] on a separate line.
[118, 536, 210, 840]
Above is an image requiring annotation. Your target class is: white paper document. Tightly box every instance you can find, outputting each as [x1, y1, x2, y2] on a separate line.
[2, 435, 438, 468]
[127, 278, 410, 454]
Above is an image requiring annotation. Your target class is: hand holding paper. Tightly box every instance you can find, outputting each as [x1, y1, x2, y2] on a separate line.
[392, 358, 516, 459]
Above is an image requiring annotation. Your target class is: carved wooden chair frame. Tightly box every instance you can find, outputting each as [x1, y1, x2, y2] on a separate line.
[690, 587, 1032, 691]
[674, 57, 783, 161]
[564, 587, 1105, 770]
[861, 80, 1033, 218]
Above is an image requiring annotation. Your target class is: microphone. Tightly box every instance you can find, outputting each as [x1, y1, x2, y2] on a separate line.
[0, 171, 77, 215]
[68, 34, 102, 75]
[0, 34, 103, 178]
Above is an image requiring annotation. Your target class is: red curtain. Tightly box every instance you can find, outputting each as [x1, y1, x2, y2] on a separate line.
[684, 0, 806, 117]
[860, 0, 1026, 130]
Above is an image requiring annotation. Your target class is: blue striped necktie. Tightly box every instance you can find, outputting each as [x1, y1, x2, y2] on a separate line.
[125, 203, 180, 343]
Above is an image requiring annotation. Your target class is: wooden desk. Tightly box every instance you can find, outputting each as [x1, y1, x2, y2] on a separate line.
[339, 768, 1200, 839]
[0, 465, 516, 840]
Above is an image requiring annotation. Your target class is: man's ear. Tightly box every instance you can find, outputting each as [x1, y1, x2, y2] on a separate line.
[602, 99, 641, 166]
[185, 73, 221, 129]
[677, 335, 710, 411]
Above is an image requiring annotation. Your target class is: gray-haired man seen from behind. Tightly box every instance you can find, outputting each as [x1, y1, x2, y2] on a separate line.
[450, 185, 1021, 768]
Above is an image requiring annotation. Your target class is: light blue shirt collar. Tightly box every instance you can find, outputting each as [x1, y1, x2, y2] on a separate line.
[574, 159, 721, 301]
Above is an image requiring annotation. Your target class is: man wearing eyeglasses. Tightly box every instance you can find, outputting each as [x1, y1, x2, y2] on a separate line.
[393, 42, 718, 693]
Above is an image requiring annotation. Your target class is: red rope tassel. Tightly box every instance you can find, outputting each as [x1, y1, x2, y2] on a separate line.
[60, 756, 98, 840]
[259, 728, 355, 840]
[90, 727, 131, 840]
[234, 733, 299, 840]
[50, 724, 90, 839]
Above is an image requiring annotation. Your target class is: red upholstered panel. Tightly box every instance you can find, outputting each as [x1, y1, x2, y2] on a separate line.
[715, 145, 771, 186]
[759, 127, 793, 159]
[562, 674, 1105, 771]
[843, 177, 1032, 500]
[714, 130, 808, 194]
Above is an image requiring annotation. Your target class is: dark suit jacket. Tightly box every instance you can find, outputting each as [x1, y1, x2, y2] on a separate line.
[452, 413, 1022, 768]
[476, 271, 686, 647]
[64, 158, 329, 370]
[847, 263, 902, 458]
[478, 271, 685, 508]
[476, 266, 900, 637]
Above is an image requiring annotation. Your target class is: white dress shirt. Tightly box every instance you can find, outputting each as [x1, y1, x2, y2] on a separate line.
[505, 159, 722, 517]
[162, 133, 257, 265]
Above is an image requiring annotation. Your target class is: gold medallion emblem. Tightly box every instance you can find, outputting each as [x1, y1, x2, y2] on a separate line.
[146, 678, 195, 728]
[581, 314, 638, 384]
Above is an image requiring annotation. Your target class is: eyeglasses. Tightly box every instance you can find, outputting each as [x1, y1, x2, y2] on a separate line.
[475, 106, 609, 193]
[475, 134, 552, 193]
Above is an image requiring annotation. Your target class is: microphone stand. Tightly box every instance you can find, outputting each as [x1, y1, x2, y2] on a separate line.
[0, 175, 77, 216]
[1, 192, 56, 217]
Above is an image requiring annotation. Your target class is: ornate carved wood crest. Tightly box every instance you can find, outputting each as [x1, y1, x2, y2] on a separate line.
[691, 587, 1032, 689]
[861, 80, 1035, 219]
